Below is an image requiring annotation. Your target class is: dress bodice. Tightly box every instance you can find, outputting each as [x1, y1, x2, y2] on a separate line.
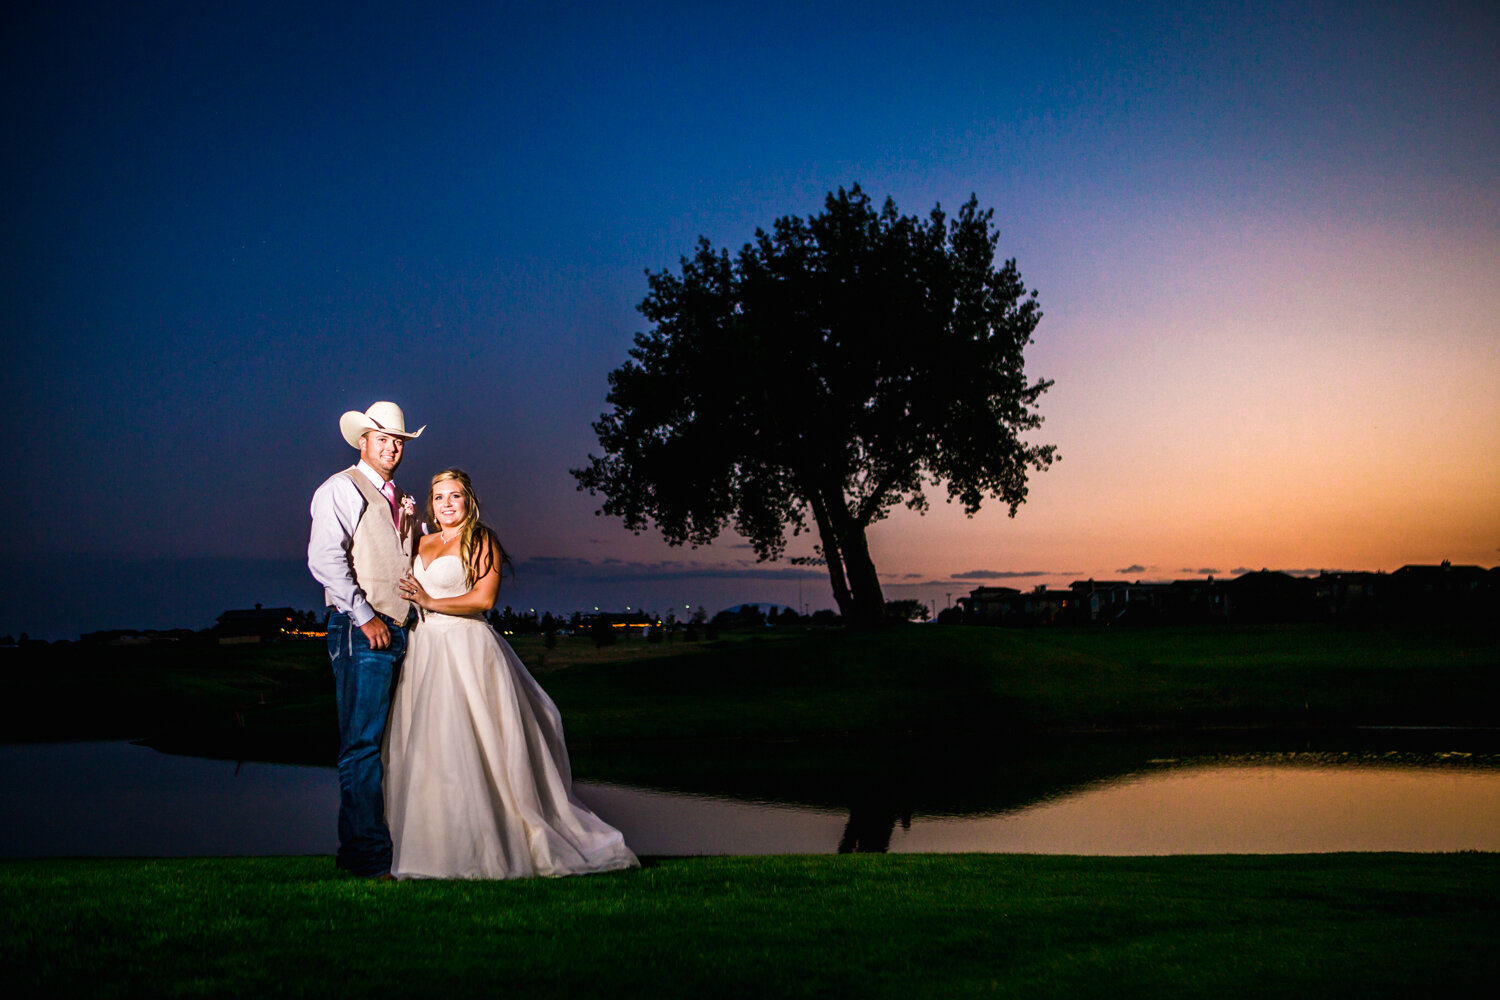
[415, 554, 470, 599]
[414, 555, 485, 624]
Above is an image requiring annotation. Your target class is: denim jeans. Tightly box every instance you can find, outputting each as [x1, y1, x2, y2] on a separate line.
[326, 609, 406, 876]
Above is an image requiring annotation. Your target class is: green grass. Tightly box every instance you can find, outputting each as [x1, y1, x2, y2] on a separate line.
[0, 639, 332, 744]
[538, 623, 1500, 810]
[11, 623, 1496, 751]
[8, 623, 1496, 808]
[3, 853, 1496, 998]
[537, 623, 1500, 744]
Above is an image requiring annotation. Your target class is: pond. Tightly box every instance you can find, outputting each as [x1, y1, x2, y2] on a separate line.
[3, 740, 1498, 858]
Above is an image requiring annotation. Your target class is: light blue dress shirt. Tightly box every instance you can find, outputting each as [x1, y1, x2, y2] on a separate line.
[308, 460, 397, 628]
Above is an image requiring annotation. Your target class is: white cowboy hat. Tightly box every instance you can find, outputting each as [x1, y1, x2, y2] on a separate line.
[339, 401, 426, 448]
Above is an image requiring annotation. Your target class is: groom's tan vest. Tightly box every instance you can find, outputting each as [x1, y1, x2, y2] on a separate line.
[324, 467, 416, 622]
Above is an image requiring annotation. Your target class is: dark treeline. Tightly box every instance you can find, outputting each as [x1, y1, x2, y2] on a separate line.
[6, 562, 1494, 650]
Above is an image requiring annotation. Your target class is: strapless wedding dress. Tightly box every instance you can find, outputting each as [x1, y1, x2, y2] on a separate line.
[383, 554, 638, 879]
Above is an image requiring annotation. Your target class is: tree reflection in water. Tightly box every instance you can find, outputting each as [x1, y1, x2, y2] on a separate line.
[834, 756, 914, 852]
[838, 796, 911, 853]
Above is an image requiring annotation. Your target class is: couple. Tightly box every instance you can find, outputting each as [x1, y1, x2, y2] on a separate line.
[307, 401, 638, 880]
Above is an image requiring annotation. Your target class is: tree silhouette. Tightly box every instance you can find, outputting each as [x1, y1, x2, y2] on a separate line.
[574, 186, 1056, 627]
[884, 599, 930, 623]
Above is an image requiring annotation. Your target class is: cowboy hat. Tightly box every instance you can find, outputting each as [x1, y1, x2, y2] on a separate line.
[339, 401, 426, 448]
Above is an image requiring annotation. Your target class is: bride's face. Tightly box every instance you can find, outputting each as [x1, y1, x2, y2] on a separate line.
[431, 479, 468, 528]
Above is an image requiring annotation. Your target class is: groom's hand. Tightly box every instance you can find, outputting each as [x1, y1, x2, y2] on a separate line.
[360, 617, 392, 650]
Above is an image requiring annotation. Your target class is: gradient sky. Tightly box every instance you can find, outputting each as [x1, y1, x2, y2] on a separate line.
[3, 0, 1497, 638]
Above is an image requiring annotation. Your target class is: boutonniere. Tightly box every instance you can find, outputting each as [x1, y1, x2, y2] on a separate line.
[401, 496, 417, 519]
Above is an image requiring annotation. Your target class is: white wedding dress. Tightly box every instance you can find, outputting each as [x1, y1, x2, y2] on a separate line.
[383, 554, 639, 879]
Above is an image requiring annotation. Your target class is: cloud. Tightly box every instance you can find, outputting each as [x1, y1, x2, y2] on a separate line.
[1181, 567, 1221, 575]
[885, 579, 982, 590]
[514, 555, 825, 585]
[950, 569, 1051, 580]
[1226, 567, 1336, 577]
[1117, 564, 1146, 575]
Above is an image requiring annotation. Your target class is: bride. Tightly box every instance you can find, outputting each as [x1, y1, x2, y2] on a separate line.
[384, 468, 638, 879]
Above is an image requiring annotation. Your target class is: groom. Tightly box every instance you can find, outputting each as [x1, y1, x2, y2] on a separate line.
[308, 401, 424, 878]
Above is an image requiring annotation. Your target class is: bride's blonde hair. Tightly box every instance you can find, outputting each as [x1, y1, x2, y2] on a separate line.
[427, 468, 511, 589]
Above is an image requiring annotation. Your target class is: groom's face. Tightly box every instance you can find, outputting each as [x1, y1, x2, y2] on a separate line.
[359, 430, 405, 480]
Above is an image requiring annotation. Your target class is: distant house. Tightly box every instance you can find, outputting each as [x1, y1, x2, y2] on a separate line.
[1389, 562, 1494, 622]
[575, 611, 657, 637]
[1314, 571, 1386, 620]
[1024, 589, 1075, 625]
[1068, 580, 1180, 624]
[956, 586, 1021, 623]
[957, 586, 1074, 625]
[1163, 578, 1226, 623]
[215, 606, 299, 644]
[1221, 571, 1316, 623]
[1391, 562, 1488, 597]
[952, 562, 1497, 629]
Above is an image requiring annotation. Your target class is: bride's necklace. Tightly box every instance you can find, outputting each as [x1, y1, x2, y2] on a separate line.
[439, 528, 461, 545]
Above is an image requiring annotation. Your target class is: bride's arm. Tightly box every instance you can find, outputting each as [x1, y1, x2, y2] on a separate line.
[399, 534, 502, 615]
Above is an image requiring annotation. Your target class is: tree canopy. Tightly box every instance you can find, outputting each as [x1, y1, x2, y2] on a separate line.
[573, 185, 1056, 627]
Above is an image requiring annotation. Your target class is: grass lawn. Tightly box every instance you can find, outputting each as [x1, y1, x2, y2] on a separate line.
[7, 623, 1496, 808]
[9, 622, 1496, 751]
[3, 853, 1497, 998]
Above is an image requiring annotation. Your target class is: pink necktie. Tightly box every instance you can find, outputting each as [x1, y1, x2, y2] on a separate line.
[381, 480, 400, 529]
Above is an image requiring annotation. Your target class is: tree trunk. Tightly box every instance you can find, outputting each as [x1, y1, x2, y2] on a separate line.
[806, 490, 855, 619]
[802, 473, 885, 627]
[835, 522, 886, 629]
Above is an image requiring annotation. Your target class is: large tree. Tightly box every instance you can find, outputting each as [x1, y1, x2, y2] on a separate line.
[573, 186, 1056, 627]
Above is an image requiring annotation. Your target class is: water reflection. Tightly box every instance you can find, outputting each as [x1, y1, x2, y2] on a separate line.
[3, 741, 1499, 858]
[570, 783, 845, 856]
[886, 760, 1500, 855]
[837, 796, 911, 854]
[576, 756, 1500, 856]
[0, 742, 337, 858]
[568, 731, 1500, 852]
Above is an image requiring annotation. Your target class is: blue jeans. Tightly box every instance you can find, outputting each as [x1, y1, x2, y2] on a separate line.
[326, 609, 407, 876]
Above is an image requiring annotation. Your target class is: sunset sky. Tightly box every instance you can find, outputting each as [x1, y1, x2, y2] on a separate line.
[3, 1, 1496, 638]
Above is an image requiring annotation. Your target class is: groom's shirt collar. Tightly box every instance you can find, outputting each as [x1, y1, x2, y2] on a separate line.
[356, 460, 392, 493]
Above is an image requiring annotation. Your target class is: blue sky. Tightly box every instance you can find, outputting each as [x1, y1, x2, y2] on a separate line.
[3, 1, 1496, 638]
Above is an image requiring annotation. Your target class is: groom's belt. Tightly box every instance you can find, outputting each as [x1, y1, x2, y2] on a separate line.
[380, 609, 416, 629]
[328, 607, 416, 629]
